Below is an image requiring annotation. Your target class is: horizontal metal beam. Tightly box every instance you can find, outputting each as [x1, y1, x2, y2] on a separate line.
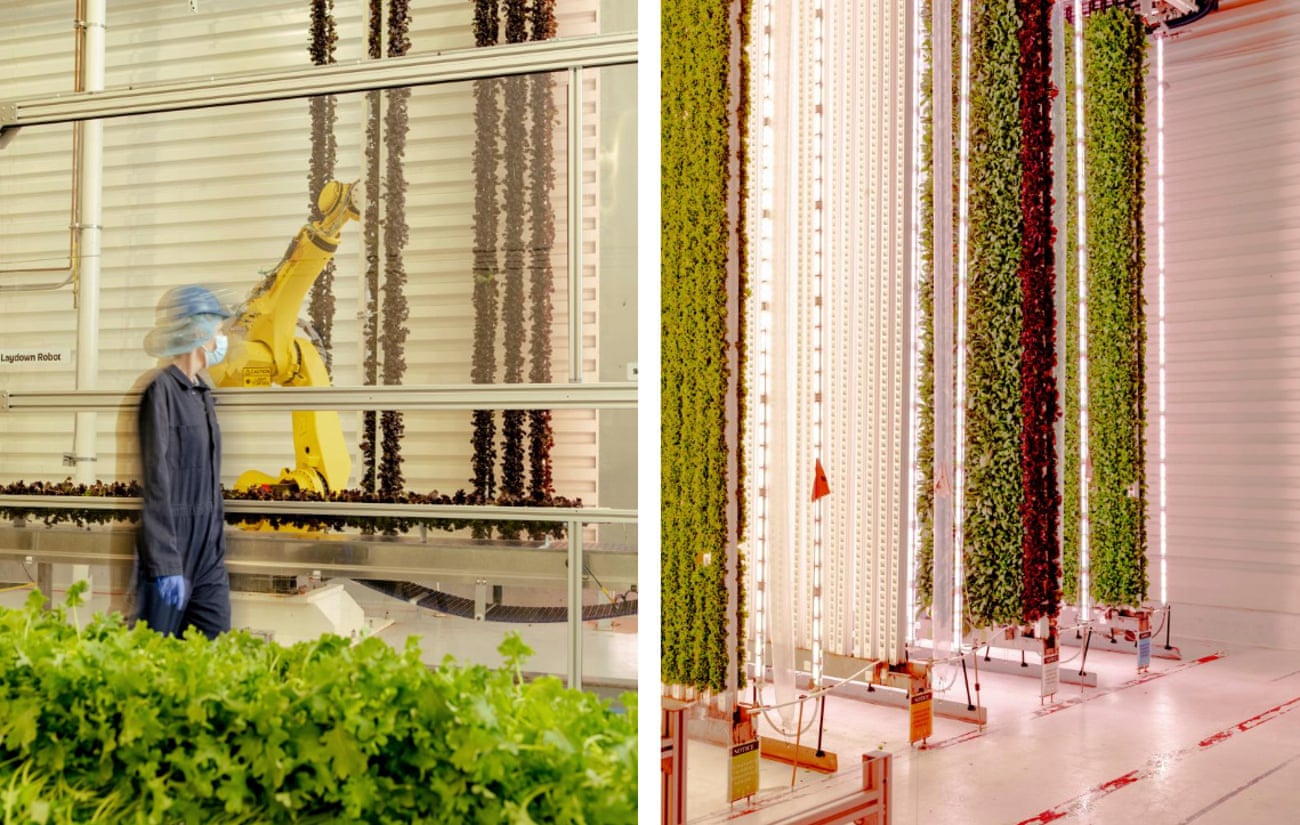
[0, 494, 636, 524]
[0, 525, 637, 588]
[0, 382, 637, 413]
[0, 33, 636, 132]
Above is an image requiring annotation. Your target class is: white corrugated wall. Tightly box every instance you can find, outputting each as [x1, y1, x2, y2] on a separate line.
[0, 0, 607, 502]
[1149, 0, 1300, 646]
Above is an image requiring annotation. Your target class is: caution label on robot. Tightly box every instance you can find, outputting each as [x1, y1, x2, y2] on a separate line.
[728, 740, 760, 802]
[909, 689, 933, 743]
[241, 365, 273, 387]
[0, 349, 70, 370]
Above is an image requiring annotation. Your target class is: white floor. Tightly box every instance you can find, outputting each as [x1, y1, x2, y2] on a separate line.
[683, 636, 1300, 824]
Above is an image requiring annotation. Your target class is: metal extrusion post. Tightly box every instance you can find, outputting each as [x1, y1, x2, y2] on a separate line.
[791, 696, 806, 788]
[0, 383, 637, 413]
[567, 66, 584, 385]
[0, 494, 635, 524]
[815, 693, 827, 756]
[567, 519, 583, 690]
[0, 525, 639, 592]
[72, 0, 106, 487]
[0, 35, 636, 131]
[661, 702, 688, 825]
[961, 654, 975, 710]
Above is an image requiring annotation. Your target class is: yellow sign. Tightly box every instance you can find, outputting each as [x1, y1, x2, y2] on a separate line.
[729, 740, 760, 802]
[242, 365, 273, 387]
[909, 688, 933, 743]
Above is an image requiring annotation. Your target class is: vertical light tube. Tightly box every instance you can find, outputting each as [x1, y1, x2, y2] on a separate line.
[953, 0, 973, 652]
[930, 0, 955, 659]
[811, 0, 825, 688]
[753, 0, 776, 691]
[1073, 0, 1091, 617]
[1157, 32, 1167, 606]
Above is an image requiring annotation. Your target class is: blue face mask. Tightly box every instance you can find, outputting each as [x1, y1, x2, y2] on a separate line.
[204, 333, 228, 368]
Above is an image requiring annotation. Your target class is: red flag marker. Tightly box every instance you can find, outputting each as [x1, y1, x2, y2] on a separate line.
[812, 458, 831, 501]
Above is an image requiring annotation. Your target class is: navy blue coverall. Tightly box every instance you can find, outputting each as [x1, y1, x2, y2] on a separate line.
[135, 364, 231, 638]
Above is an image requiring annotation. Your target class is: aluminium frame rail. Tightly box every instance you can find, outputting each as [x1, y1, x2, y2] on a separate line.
[0, 382, 637, 413]
[0, 33, 636, 131]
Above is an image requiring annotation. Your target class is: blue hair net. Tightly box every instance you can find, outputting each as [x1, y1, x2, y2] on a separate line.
[143, 285, 232, 358]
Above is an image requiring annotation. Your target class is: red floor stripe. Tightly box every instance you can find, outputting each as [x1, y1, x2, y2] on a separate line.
[1015, 694, 1300, 825]
[1032, 651, 1224, 719]
[920, 728, 984, 751]
[923, 652, 1225, 751]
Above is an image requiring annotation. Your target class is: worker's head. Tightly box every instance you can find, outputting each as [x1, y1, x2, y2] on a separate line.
[144, 285, 233, 361]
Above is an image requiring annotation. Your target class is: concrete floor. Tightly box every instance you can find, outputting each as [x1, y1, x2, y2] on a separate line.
[684, 636, 1300, 824]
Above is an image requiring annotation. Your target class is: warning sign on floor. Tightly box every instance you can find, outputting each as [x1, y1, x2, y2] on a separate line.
[1042, 649, 1060, 698]
[729, 740, 759, 802]
[910, 688, 933, 743]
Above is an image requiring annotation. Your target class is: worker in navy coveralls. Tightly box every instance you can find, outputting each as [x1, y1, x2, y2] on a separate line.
[135, 285, 233, 638]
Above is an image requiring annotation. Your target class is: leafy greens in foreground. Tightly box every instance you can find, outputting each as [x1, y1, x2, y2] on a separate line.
[0, 583, 636, 824]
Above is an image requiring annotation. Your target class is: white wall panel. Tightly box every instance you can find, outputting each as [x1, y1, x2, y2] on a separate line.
[1148, 0, 1300, 647]
[0, 0, 607, 502]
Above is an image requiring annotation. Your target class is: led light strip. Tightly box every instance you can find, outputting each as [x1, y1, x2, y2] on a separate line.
[753, 0, 776, 690]
[811, 0, 826, 689]
[953, 0, 973, 651]
[1073, 0, 1091, 617]
[1157, 32, 1167, 606]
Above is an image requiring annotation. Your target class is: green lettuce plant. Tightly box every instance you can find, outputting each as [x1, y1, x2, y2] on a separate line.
[0, 585, 636, 823]
[1062, 9, 1149, 608]
[661, 0, 750, 693]
[960, 0, 1026, 628]
[1083, 7, 1149, 607]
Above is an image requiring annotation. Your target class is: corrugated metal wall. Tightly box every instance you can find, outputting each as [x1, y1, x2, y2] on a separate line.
[1149, 0, 1300, 646]
[0, 0, 608, 501]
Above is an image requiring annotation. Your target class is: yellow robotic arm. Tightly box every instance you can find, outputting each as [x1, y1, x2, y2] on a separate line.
[208, 180, 360, 495]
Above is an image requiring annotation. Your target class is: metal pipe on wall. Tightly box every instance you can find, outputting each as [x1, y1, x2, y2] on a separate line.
[0, 1, 86, 293]
[0, 35, 637, 130]
[71, 0, 106, 484]
[567, 66, 584, 384]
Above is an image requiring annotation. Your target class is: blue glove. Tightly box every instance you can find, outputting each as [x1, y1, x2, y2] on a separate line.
[153, 575, 187, 610]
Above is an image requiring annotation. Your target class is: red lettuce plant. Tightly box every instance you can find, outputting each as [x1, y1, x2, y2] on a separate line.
[1016, 0, 1061, 622]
